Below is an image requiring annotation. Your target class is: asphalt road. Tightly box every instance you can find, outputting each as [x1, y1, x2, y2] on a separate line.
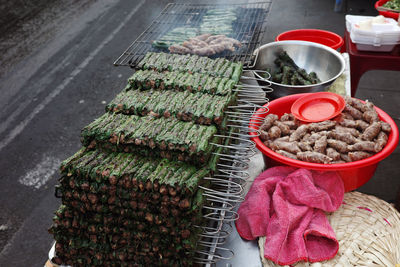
[0, 0, 171, 265]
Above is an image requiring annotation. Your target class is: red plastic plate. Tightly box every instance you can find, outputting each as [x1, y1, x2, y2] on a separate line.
[291, 92, 345, 122]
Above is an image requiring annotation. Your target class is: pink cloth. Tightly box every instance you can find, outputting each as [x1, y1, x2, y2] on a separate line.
[235, 167, 344, 265]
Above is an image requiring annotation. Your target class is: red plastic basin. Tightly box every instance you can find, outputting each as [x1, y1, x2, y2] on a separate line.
[375, 0, 400, 20]
[249, 93, 399, 192]
[276, 29, 344, 50]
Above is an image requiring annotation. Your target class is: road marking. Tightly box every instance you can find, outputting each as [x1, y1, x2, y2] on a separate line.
[0, 0, 145, 152]
[18, 156, 61, 189]
[0, 0, 117, 130]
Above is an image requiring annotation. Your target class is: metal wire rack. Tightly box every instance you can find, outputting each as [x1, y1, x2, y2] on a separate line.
[114, 2, 272, 68]
[193, 73, 271, 265]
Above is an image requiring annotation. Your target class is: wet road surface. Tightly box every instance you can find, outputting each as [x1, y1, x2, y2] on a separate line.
[0, 0, 165, 265]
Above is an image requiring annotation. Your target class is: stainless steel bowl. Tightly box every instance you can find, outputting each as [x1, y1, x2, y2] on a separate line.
[251, 40, 345, 98]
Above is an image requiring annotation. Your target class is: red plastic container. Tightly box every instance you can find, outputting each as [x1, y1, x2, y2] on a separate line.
[276, 29, 344, 50]
[375, 0, 400, 20]
[249, 93, 399, 192]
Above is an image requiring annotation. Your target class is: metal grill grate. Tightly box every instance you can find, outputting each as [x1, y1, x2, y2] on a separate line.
[114, 2, 272, 68]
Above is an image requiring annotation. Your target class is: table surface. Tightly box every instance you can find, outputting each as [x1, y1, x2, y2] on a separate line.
[216, 152, 266, 267]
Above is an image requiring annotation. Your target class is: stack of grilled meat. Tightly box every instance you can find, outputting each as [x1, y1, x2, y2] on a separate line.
[49, 52, 242, 266]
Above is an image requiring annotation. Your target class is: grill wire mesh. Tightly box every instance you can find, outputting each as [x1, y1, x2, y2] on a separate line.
[114, 1, 272, 68]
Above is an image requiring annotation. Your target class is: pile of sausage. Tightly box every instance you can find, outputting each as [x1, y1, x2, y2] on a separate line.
[169, 34, 242, 56]
[259, 96, 392, 164]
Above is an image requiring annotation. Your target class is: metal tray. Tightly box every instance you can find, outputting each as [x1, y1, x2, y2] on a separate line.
[113, 2, 272, 68]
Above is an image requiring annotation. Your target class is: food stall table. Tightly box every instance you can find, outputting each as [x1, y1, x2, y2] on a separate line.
[343, 30, 400, 97]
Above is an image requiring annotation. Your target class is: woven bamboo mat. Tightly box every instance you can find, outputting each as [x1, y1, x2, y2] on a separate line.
[259, 191, 400, 267]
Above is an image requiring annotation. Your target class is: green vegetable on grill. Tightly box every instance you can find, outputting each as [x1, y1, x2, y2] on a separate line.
[81, 113, 220, 164]
[152, 27, 198, 49]
[200, 8, 237, 36]
[127, 68, 237, 96]
[136, 52, 243, 80]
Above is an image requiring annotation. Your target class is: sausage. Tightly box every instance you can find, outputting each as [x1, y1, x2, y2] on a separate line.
[349, 151, 372, 161]
[289, 124, 309, 142]
[362, 110, 379, 124]
[276, 150, 298, 160]
[268, 126, 282, 139]
[308, 121, 336, 132]
[314, 135, 328, 154]
[326, 147, 341, 161]
[296, 151, 332, 164]
[270, 140, 301, 154]
[327, 139, 348, 153]
[374, 132, 388, 152]
[348, 141, 377, 153]
[335, 125, 360, 137]
[329, 131, 358, 144]
[280, 113, 295, 121]
[273, 120, 291, 135]
[261, 114, 279, 131]
[355, 120, 369, 131]
[381, 122, 392, 133]
[297, 141, 313, 152]
[344, 104, 363, 120]
[260, 130, 269, 141]
[361, 122, 381, 141]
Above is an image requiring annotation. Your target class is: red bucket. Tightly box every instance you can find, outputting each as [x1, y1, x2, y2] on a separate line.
[249, 94, 399, 192]
[375, 0, 400, 20]
[276, 29, 344, 50]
